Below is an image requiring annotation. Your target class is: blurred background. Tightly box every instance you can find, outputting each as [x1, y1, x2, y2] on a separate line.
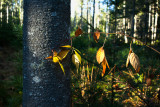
[0, 0, 160, 106]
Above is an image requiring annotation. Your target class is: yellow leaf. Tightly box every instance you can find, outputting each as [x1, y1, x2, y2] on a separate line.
[58, 49, 70, 60]
[72, 54, 80, 68]
[58, 61, 65, 75]
[74, 50, 81, 64]
[53, 56, 60, 63]
[129, 52, 140, 72]
[60, 45, 71, 48]
[96, 47, 105, 64]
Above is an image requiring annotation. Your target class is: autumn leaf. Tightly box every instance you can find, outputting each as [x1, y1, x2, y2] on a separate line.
[45, 56, 53, 59]
[60, 45, 71, 48]
[129, 52, 140, 72]
[126, 50, 132, 67]
[72, 54, 80, 68]
[93, 31, 100, 43]
[101, 57, 110, 77]
[74, 50, 81, 64]
[53, 56, 61, 63]
[75, 27, 83, 37]
[58, 61, 65, 75]
[96, 47, 105, 64]
[58, 49, 70, 60]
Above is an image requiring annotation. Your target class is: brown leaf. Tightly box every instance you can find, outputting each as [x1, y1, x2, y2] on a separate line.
[129, 52, 140, 72]
[101, 57, 110, 77]
[75, 27, 83, 37]
[93, 31, 100, 43]
[96, 47, 105, 64]
[146, 78, 151, 86]
[126, 50, 132, 67]
[101, 58, 106, 77]
[45, 56, 53, 59]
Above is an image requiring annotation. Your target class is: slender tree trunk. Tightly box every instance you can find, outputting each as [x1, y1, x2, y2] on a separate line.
[133, 15, 137, 43]
[80, 0, 83, 26]
[123, 0, 128, 43]
[153, 0, 158, 44]
[23, 0, 71, 106]
[131, 0, 135, 37]
[0, 0, 2, 25]
[106, 0, 110, 33]
[148, 3, 151, 44]
[145, 0, 149, 44]
[151, 3, 155, 44]
[92, 0, 95, 33]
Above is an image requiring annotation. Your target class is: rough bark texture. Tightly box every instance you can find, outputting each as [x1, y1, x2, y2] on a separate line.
[23, 0, 71, 107]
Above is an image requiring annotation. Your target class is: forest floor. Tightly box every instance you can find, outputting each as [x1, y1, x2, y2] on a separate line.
[0, 46, 22, 106]
[0, 47, 17, 80]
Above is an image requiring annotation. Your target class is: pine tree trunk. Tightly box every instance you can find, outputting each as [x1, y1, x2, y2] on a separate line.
[131, 0, 135, 37]
[23, 0, 71, 106]
[92, 0, 95, 33]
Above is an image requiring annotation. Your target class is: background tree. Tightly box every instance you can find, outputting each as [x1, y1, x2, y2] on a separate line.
[23, 0, 71, 106]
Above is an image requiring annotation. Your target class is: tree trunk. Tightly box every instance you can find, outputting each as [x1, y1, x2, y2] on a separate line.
[153, 0, 158, 44]
[123, 0, 128, 43]
[92, 0, 95, 33]
[105, 0, 110, 33]
[23, 0, 71, 106]
[131, 0, 135, 37]
[80, 0, 83, 26]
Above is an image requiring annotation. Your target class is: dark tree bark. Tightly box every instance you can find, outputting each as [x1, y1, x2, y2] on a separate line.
[23, 0, 71, 107]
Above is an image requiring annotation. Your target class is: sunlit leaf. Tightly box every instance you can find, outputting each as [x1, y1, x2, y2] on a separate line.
[73, 47, 81, 54]
[60, 45, 71, 48]
[75, 27, 83, 37]
[72, 54, 80, 68]
[96, 47, 105, 64]
[129, 52, 140, 73]
[58, 61, 65, 75]
[101, 57, 110, 77]
[93, 31, 100, 43]
[58, 49, 70, 60]
[101, 58, 106, 77]
[53, 56, 60, 63]
[74, 50, 81, 64]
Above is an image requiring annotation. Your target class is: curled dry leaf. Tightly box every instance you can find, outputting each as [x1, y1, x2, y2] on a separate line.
[75, 27, 83, 37]
[126, 50, 132, 67]
[101, 57, 110, 77]
[146, 78, 151, 86]
[129, 53, 140, 72]
[96, 47, 105, 64]
[93, 31, 100, 43]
